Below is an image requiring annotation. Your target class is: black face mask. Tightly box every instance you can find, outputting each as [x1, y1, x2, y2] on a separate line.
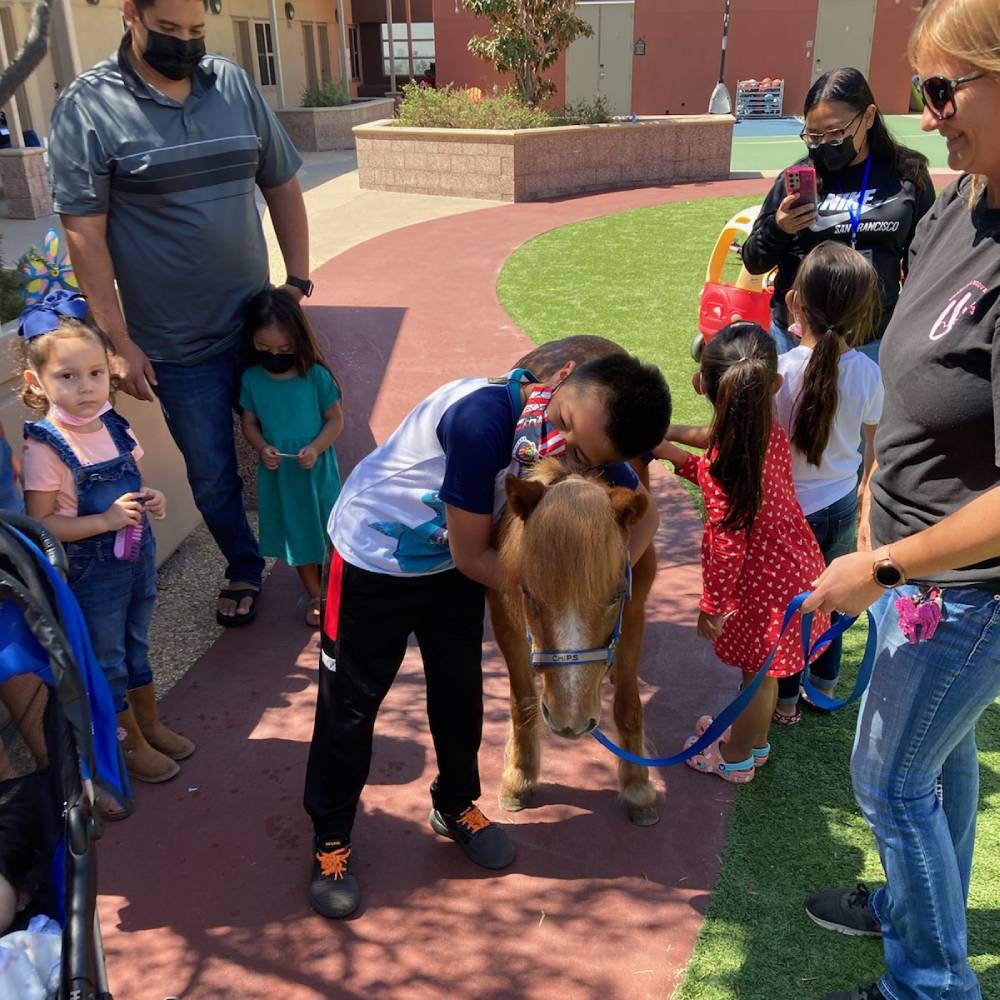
[138, 22, 205, 80]
[255, 350, 296, 374]
[808, 136, 857, 174]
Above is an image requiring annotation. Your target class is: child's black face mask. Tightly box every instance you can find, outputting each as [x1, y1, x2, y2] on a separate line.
[255, 351, 296, 374]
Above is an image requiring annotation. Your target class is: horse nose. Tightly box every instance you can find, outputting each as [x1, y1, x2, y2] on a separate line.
[541, 701, 598, 739]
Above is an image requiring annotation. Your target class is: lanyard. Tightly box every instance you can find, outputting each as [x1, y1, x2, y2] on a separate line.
[846, 153, 873, 250]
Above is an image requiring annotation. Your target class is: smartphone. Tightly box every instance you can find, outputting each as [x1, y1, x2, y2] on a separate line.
[784, 165, 817, 210]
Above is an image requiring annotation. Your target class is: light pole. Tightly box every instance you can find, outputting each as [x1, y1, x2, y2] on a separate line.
[708, 0, 733, 115]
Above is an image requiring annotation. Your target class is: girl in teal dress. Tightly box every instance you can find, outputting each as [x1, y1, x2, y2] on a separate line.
[239, 289, 343, 627]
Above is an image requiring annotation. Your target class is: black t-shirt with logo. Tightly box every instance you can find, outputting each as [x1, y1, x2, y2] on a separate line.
[871, 176, 1000, 590]
[742, 156, 936, 337]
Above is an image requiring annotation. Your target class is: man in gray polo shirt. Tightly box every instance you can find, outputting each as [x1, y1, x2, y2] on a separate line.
[49, 0, 312, 625]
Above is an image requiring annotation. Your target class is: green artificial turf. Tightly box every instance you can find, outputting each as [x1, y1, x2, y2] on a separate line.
[496, 197, 1000, 1000]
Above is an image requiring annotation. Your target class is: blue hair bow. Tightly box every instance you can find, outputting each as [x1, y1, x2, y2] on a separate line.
[19, 289, 89, 340]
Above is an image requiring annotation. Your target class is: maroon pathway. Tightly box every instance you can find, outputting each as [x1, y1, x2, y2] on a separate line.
[98, 178, 773, 999]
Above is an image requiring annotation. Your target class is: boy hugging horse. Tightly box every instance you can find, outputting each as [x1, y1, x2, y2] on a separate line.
[303, 340, 670, 919]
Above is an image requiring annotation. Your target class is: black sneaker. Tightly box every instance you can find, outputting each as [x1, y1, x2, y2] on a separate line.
[429, 804, 516, 870]
[307, 839, 360, 919]
[805, 883, 882, 937]
[820, 983, 886, 1000]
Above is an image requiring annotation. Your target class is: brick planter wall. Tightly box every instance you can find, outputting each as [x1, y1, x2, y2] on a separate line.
[276, 98, 396, 152]
[0, 148, 53, 218]
[354, 116, 735, 202]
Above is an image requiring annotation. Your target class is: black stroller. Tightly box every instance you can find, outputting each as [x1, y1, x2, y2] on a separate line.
[0, 511, 129, 999]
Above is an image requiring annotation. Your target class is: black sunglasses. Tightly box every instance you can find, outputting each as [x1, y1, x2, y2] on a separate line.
[915, 72, 984, 120]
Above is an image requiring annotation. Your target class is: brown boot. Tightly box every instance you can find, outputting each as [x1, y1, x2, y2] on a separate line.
[128, 683, 195, 761]
[116, 706, 179, 783]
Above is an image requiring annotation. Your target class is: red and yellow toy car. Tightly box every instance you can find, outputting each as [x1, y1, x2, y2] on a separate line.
[692, 204, 775, 360]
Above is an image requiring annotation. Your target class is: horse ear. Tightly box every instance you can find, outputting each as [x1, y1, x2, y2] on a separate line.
[609, 487, 649, 528]
[506, 474, 546, 520]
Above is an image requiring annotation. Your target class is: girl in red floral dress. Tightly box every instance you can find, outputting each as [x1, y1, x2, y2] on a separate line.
[654, 322, 829, 783]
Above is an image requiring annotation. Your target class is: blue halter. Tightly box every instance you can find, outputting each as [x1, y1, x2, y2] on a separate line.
[528, 560, 632, 671]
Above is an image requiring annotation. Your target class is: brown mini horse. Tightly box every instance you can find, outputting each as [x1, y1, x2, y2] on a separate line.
[490, 459, 659, 826]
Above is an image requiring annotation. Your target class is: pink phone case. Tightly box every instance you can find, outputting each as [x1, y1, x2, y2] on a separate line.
[784, 165, 817, 208]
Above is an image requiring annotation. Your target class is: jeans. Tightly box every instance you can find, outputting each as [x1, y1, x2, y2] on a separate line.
[778, 489, 858, 705]
[153, 343, 264, 587]
[304, 555, 486, 841]
[68, 529, 157, 714]
[769, 318, 797, 355]
[852, 585, 1000, 1000]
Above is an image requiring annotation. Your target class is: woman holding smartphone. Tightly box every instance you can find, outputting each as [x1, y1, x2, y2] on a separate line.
[742, 67, 934, 361]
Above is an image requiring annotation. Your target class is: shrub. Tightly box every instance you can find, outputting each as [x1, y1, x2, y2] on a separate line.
[0, 246, 24, 324]
[301, 80, 351, 108]
[395, 83, 553, 129]
[554, 94, 615, 126]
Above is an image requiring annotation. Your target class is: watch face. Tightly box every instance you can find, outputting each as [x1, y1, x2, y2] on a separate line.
[875, 561, 902, 587]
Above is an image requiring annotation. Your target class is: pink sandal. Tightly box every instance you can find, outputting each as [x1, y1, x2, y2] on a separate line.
[682, 736, 756, 783]
[694, 715, 770, 766]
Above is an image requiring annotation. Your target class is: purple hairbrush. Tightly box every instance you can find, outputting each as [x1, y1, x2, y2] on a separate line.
[114, 522, 143, 561]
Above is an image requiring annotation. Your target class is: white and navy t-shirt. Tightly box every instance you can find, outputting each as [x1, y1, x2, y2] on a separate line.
[328, 375, 638, 577]
[775, 346, 884, 515]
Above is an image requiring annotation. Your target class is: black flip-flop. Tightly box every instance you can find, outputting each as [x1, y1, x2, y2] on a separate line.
[216, 587, 259, 627]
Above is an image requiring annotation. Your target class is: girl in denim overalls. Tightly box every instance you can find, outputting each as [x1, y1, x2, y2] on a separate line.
[18, 292, 194, 818]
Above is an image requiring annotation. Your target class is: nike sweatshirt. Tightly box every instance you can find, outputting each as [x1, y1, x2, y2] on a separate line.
[741, 155, 936, 339]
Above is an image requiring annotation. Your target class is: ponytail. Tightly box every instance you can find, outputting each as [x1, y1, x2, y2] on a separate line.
[701, 322, 777, 532]
[790, 242, 881, 466]
[792, 324, 841, 466]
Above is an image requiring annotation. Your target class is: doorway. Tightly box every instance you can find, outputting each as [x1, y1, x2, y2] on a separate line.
[565, 1, 634, 116]
[811, 0, 877, 83]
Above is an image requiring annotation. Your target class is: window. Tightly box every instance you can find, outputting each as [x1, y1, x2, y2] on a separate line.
[317, 24, 333, 83]
[348, 24, 361, 81]
[381, 21, 434, 78]
[302, 23, 318, 90]
[254, 21, 276, 87]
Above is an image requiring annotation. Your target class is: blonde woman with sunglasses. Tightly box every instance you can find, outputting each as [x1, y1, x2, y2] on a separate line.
[801, 2, 1000, 998]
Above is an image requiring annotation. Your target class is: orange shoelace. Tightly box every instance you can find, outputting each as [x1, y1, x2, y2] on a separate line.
[316, 844, 351, 879]
[457, 805, 491, 834]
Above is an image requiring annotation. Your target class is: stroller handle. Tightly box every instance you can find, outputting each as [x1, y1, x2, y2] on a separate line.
[0, 510, 69, 577]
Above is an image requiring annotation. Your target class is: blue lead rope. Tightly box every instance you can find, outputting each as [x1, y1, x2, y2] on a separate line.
[591, 592, 878, 768]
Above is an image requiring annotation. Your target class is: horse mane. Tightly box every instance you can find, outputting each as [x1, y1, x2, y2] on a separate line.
[499, 459, 627, 608]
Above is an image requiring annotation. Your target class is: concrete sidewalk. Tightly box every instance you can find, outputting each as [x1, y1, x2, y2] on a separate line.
[0, 150, 499, 279]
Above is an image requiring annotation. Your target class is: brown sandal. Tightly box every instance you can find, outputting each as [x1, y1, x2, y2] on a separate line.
[306, 598, 321, 629]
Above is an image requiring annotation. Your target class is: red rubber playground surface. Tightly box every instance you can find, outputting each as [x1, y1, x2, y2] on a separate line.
[99, 178, 789, 1000]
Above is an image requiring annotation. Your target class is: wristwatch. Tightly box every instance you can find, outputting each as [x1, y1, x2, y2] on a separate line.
[285, 275, 314, 297]
[872, 551, 907, 588]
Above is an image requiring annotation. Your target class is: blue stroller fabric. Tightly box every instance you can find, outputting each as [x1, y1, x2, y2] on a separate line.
[0, 526, 126, 799]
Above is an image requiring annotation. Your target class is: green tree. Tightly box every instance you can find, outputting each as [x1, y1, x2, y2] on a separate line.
[463, 0, 593, 107]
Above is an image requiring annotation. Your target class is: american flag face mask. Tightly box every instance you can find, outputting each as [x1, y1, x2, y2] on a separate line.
[511, 385, 566, 472]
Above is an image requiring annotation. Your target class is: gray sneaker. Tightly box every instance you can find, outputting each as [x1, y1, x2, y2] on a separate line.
[308, 839, 360, 919]
[429, 804, 516, 869]
[806, 883, 882, 937]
